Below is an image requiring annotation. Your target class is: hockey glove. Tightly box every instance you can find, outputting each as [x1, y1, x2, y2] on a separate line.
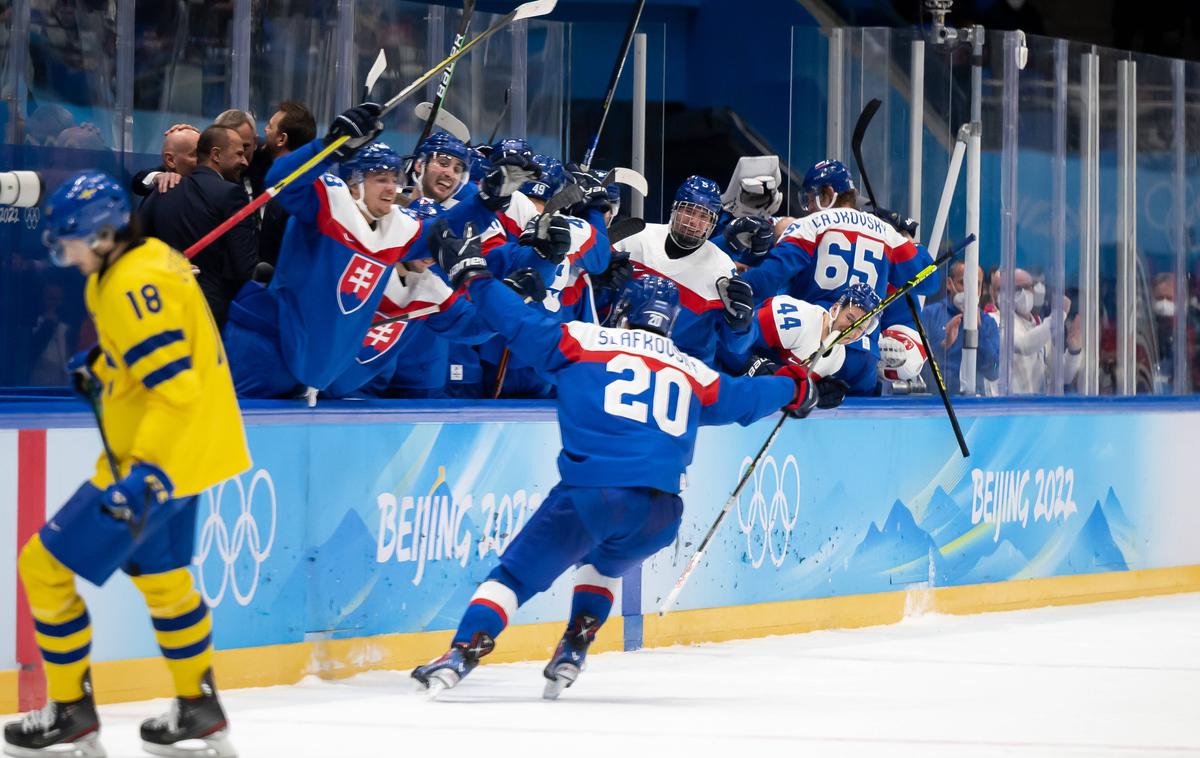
[716, 275, 754, 331]
[67, 346, 104, 400]
[871, 206, 918, 239]
[102, 462, 172, 526]
[775, 364, 818, 419]
[592, 250, 633, 292]
[519, 213, 573, 263]
[744, 356, 781, 378]
[723, 216, 775, 257]
[815, 377, 849, 410]
[432, 220, 489, 289]
[504, 267, 547, 304]
[324, 102, 384, 161]
[478, 150, 541, 212]
[565, 166, 614, 217]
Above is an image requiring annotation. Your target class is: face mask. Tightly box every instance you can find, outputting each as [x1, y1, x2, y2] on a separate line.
[1153, 299, 1176, 318]
[1032, 281, 1046, 308]
[952, 290, 967, 311]
[1015, 290, 1034, 317]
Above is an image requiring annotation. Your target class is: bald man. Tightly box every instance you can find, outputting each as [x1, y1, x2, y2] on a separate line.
[131, 124, 200, 197]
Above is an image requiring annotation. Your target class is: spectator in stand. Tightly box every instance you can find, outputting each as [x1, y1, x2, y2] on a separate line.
[920, 260, 1000, 395]
[130, 124, 200, 197]
[139, 125, 257, 327]
[257, 101, 317, 267]
[983, 267, 1082, 396]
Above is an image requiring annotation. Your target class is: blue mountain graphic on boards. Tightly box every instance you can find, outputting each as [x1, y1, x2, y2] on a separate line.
[961, 539, 1026, 584]
[1057, 501, 1128, 574]
[841, 500, 952, 589]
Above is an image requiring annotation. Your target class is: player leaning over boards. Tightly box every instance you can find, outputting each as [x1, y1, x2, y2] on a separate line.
[411, 224, 844, 700]
[4, 173, 250, 758]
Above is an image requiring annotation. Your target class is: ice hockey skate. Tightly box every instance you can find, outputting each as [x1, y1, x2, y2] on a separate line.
[542, 614, 600, 700]
[411, 633, 494, 699]
[139, 670, 235, 758]
[3, 673, 104, 758]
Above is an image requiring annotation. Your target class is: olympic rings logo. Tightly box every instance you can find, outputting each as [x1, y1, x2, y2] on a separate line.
[734, 454, 801, 569]
[193, 469, 277, 607]
[24, 207, 39, 230]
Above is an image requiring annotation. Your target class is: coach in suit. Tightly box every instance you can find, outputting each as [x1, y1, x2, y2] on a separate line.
[140, 125, 258, 326]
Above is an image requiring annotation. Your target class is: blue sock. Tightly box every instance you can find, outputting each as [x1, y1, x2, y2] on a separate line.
[569, 564, 620, 626]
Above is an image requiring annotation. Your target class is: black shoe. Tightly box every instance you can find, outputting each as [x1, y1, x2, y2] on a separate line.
[3, 672, 104, 757]
[543, 614, 600, 700]
[139, 670, 235, 757]
[411, 632, 495, 698]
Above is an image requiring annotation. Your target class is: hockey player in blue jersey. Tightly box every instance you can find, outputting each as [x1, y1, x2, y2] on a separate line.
[611, 176, 756, 367]
[221, 103, 535, 399]
[411, 226, 834, 699]
[410, 131, 472, 206]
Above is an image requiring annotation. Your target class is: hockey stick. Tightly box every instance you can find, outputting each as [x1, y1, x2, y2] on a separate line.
[579, 0, 646, 171]
[415, 0, 476, 149]
[848, 97, 968, 459]
[81, 383, 151, 539]
[658, 238, 972, 616]
[487, 88, 512, 144]
[603, 166, 648, 197]
[363, 49, 387, 101]
[414, 102, 471, 143]
[182, 0, 557, 260]
[606, 216, 645, 244]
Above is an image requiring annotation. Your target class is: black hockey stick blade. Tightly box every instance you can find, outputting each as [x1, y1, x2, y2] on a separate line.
[543, 184, 584, 215]
[850, 97, 882, 208]
[607, 217, 645, 244]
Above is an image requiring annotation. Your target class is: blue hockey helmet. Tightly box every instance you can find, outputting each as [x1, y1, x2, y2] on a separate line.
[833, 281, 882, 339]
[42, 170, 131, 266]
[340, 141, 401, 185]
[407, 196, 444, 220]
[415, 131, 471, 166]
[611, 275, 681, 337]
[669, 175, 722, 250]
[800, 159, 856, 212]
[521, 154, 565, 201]
[468, 146, 489, 184]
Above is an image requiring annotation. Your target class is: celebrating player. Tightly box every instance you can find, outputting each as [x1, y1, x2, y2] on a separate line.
[4, 172, 250, 758]
[410, 223, 835, 700]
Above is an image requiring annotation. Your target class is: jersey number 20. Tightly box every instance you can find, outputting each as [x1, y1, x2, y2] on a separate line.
[814, 231, 884, 290]
[603, 354, 691, 437]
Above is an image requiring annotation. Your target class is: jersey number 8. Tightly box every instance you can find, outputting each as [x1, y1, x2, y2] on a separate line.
[603, 354, 691, 438]
[813, 231, 884, 291]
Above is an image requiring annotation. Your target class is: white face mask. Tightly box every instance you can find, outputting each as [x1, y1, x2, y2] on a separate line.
[1153, 299, 1176, 318]
[1014, 290, 1034, 317]
[952, 290, 967, 311]
[1032, 281, 1046, 308]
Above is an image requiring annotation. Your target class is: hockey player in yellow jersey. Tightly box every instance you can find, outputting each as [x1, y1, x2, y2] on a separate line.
[4, 172, 250, 758]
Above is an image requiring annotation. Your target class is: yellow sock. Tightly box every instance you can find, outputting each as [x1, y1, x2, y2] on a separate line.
[131, 569, 213, 698]
[18, 535, 92, 702]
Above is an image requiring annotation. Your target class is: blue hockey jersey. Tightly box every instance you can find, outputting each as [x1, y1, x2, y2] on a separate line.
[466, 276, 796, 493]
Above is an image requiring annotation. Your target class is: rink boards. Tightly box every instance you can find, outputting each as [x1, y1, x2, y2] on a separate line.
[2, 396, 1200, 710]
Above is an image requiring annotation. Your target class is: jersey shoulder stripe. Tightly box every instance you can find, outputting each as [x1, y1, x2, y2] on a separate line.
[314, 174, 419, 264]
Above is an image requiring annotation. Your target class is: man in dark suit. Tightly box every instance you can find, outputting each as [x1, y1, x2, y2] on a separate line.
[256, 101, 316, 267]
[140, 125, 257, 326]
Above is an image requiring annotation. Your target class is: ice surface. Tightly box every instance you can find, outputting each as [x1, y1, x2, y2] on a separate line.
[6, 593, 1199, 757]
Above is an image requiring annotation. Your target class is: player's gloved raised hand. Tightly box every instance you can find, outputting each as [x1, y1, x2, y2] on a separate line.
[871, 206, 918, 239]
[723, 216, 775, 257]
[565, 165, 615, 217]
[775, 364, 818, 419]
[102, 462, 172, 527]
[716, 275, 754, 331]
[743, 356, 781, 377]
[592, 249, 632, 292]
[519, 213, 573, 263]
[67, 346, 104, 400]
[324, 102, 383, 161]
[503, 267, 547, 304]
[815, 378, 849, 410]
[479, 139, 540, 211]
[432, 220, 489, 289]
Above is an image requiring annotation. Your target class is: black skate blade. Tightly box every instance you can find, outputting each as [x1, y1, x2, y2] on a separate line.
[142, 730, 236, 758]
[3, 732, 106, 758]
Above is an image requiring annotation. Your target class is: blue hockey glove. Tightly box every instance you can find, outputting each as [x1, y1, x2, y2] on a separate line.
[503, 267, 547, 304]
[432, 220, 489, 289]
[519, 213, 573, 263]
[871, 206, 918, 239]
[716, 275, 754, 331]
[102, 462, 173, 525]
[67, 346, 103, 400]
[324, 102, 384, 161]
[723, 216, 775, 257]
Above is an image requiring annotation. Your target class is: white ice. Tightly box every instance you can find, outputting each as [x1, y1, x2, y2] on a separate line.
[7, 592, 1200, 758]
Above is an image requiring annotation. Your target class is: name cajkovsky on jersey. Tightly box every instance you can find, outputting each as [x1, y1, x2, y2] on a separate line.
[375, 471, 545, 586]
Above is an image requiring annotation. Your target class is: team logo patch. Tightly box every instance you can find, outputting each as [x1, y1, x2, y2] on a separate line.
[337, 253, 387, 314]
[357, 316, 407, 364]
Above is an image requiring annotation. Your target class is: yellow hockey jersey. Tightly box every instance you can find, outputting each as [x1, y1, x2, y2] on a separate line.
[86, 238, 251, 497]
